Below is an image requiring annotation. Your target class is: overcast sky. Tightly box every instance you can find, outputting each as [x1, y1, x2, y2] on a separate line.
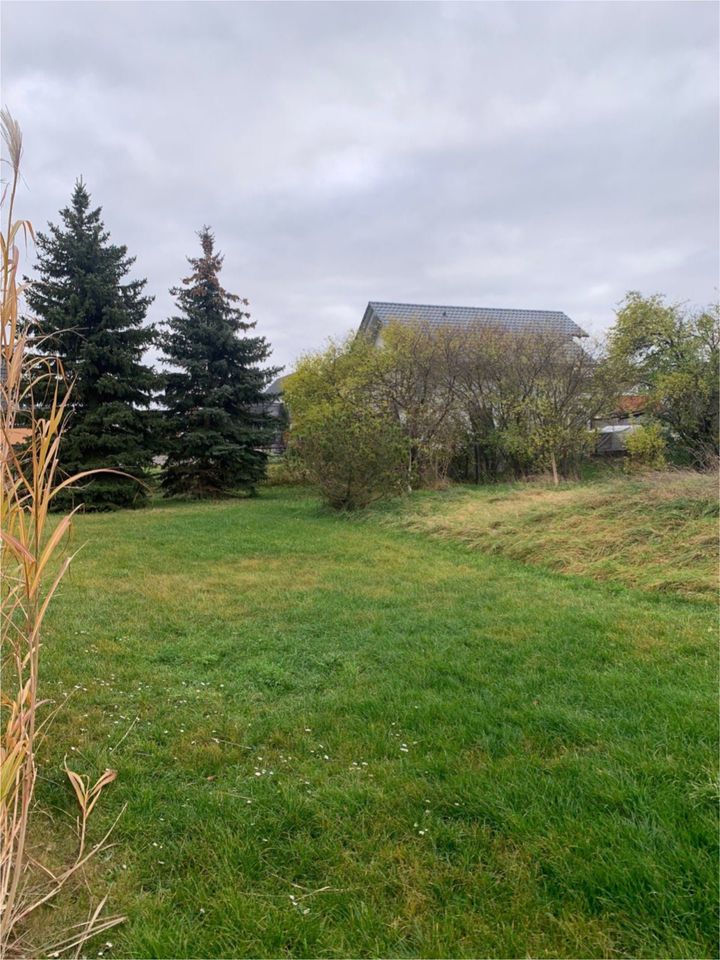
[2, 0, 718, 373]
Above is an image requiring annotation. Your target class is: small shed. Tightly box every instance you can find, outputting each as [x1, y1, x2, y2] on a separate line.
[596, 422, 641, 454]
[594, 395, 649, 455]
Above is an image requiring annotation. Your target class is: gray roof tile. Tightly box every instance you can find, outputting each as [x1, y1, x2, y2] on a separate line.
[362, 301, 586, 338]
[264, 375, 288, 396]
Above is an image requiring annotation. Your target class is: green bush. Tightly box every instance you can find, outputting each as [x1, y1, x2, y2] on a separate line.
[285, 322, 617, 500]
[609, 293, 719, 466]
[297, 408, 409, 510]
[283, 337, 410, 509]
[264, 450, 312, 486]
[624, 421, 667, 470]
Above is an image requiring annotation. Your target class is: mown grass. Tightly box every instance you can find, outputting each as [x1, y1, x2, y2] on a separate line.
[373, 469, 718, 600]
[35, 485, 717, 958]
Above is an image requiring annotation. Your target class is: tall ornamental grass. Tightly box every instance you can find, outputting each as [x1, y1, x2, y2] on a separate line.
[0, 111, 122, 957]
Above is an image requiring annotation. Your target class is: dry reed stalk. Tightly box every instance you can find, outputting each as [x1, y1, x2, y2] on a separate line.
[0, 110, 124, 957]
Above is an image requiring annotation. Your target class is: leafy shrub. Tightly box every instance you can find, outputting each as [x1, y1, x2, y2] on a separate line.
[286, 321, 618, 501]
[371, 322, 464, 485]
[609, 292, 719, 466]
[264, 449, 311, 486]
[283, 337, 410, 509]
[624, 422, 667, 470]
[296, 408, 409, 509]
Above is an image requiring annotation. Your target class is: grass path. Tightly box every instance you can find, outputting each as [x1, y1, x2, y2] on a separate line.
[39, 488, 717, 958]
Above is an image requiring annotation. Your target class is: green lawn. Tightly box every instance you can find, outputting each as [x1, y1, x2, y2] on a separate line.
[38, 487, 717, 958]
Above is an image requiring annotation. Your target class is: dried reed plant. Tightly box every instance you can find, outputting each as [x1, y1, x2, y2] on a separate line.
[0, 110, 124, 957]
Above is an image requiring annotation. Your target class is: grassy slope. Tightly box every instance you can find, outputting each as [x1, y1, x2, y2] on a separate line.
[38, 487, 717, 958]
[373, 470, 718, 600]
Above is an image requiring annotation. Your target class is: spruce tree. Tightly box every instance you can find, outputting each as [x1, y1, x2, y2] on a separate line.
[26, 179, 158, 509]
[159, 227, 279, 497]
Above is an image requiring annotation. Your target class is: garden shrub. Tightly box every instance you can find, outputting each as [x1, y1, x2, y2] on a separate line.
[296, 407, 409, 509]
[264, 449, 312, 486]
[624, 421, 667, 470]
[283, 336, 410, 509]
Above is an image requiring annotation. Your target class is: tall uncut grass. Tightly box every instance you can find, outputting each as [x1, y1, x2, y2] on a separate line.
[379, 469, 718, 600]
[0, 111, 122, 957]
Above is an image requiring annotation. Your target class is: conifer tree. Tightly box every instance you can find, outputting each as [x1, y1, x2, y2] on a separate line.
[159, 227, 279, 497]
[26, 180, 158, 509]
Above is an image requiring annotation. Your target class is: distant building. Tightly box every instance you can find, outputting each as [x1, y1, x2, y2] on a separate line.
[263, 375, 289, 454]
[594, 396, 650, 454]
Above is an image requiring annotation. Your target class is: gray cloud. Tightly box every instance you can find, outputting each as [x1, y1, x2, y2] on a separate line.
[2, 0, 718, 372]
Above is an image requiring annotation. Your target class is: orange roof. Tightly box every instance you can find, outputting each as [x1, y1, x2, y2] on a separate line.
[616, 395, 648, 414]
[3, 427, 32, 445]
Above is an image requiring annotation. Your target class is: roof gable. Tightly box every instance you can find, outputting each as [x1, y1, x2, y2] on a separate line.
[360, 301, 587, 338]
[264, 375, 287, 396]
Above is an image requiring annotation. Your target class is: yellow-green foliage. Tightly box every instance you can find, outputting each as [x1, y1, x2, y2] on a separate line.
[288, 321, 618, 494]
[284, 336, 409, 509]
[369, 322, 465, 483]
[380, 470, 717, 600]
[608, 292, 719, 465]
[264, 450, 311, 486]
[624, 422, 667, 470]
